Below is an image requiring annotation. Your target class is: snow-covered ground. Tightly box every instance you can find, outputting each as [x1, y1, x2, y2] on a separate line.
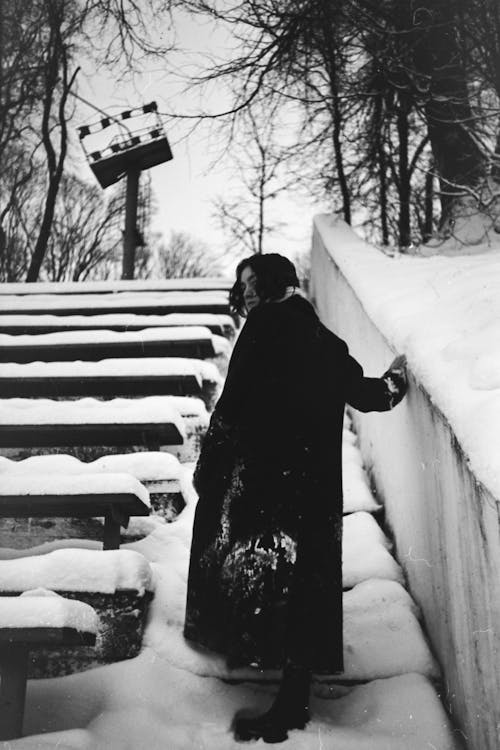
[2, 424, 460, 749]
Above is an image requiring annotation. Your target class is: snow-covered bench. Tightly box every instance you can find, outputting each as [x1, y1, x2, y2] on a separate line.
[0, 474, 150, 550]
[0, 396, 208, 465]
[0, 290, 231, 317]
[0, 551, 153, 678]
[0, 312, 236, 339]
[0, 326, 217, 363]
[0, 452, 186, 522]
[0, 357, 214, 399]
[0, 358, 222, 407]
[0, 277, 232, 295]
[0, 397, 185, 457]
[0, 591, 98, 741]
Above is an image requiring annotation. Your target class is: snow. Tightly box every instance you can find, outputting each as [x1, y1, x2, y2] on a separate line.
[316, 214, 500, 499]
[343, 512, 404, 587]
[0, 591, 99, 633]
[0, 284, 459, 748]
[0, 435, 458, 748]
[16, 663, 457, 750]
[0, 454, 182, 499]
[155, 395, 209, 419]
[0, 473, 150, 506]
[0, 312, 236, 333]
[0, 549, 153, 595]
[342, 436, 381, 514]
[0, 278, 232, 295]
[211, 334, 232, 358]
[81, 452, 181, 481]
[0, 397, 186, 434]
[0, 291, 229, 313]
[0, 357, 222, 384]
[0, 326, 214, 347]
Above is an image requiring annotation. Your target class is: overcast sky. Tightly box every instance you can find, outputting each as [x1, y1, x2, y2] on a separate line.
[73, 10, 324, 273]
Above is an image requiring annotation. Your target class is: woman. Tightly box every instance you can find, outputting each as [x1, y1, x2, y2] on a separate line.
[184, 253, 407, 743]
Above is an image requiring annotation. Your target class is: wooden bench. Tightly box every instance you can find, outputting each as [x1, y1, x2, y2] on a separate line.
[0, 474, 151, 550]
[0, 326, 216, 363]
[0, 291, 230, 317]
[0, 312, 236, 338]
[0, 594, 98, 740]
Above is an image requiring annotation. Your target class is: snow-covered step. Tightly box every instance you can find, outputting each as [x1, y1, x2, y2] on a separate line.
[0, 312, 237, 338]
[0, 326, 217, 363]
[0, 357, 222, 403]
[343, 512, 403, 587]
[0, 397, 186, 450]
[16, 658, 459, 749]
[0, 474, 150, 550]
[0, 291, 230, 317]
[144, 566, 439, 683]
[342, 428, 381, 514]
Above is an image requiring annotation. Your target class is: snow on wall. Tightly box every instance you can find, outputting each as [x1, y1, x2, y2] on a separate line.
[311, 215, 500, 750]
[0, 549, 153, 595]
[0, 590, 99, 632]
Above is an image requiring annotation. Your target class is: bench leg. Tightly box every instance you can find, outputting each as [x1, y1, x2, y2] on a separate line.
[103, 513, 121, 550]
[0, 645, 29, 740]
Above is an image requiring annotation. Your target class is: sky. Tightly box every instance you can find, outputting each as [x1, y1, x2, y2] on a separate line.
[72, 10, 324, 274]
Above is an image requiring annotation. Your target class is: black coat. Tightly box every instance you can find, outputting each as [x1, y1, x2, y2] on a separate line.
[184, 294, 404, 674]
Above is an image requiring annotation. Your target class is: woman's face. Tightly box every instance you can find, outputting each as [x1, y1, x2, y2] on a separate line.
[240, 265, 260, 311]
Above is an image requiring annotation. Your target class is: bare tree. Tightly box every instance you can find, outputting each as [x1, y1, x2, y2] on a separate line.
[26, 2, 80, 281]
[1, 0, 176, 282]
[43, 174, 123, 281]
[176, 0, 500, 248]
[157, 231, 224, 278]
[212, 103, 296, 255]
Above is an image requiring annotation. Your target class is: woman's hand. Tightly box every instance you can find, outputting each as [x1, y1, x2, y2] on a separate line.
[388, 354, 407, 372]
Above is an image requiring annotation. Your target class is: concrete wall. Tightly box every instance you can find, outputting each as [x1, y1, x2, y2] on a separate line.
[310, 218, 500, 750]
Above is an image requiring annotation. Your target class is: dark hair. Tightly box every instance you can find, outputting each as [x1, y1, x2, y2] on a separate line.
[229, 253, 300, 316]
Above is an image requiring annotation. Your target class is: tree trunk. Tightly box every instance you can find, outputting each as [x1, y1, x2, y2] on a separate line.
[26, 16, 77, 282]
[397, 94, 411, 247]
[319, 0, 351, 224]
[423, 161, 435, 242]
[413, 0, 485, 226]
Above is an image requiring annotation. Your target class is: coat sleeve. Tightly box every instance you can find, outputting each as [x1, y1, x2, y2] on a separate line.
[343, 346, 407, 413]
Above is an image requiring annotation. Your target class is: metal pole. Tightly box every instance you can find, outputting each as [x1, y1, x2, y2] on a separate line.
[122, 168, 140, 280]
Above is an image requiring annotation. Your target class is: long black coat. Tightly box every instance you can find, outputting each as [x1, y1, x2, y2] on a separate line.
[184, 295, 404, 674]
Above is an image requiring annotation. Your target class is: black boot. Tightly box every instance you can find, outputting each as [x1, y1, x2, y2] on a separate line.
[233, 663, 311, 743]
